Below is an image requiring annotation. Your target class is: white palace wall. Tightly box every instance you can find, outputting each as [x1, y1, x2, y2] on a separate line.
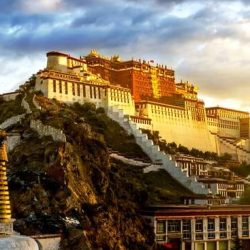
[135, 102, 216, 152]
[35, 75, 215, 152]
[39, 74, 250, 154]
[35, 76, 135, 116]
[150, 113, 215, 152]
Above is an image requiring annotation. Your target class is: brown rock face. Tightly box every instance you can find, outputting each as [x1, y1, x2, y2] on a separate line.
[7, 96, 157, 250]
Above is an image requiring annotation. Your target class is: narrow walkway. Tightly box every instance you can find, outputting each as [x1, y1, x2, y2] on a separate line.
[110, 152, 164, 173]
[21, 92, 32, 114]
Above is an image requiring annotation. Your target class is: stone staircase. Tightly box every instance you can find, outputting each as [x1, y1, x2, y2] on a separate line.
[107, 106, 209, 195]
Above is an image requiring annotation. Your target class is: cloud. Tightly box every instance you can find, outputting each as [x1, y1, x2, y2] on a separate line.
[0, 0, 250, 111]
[20, 0, 62, 13]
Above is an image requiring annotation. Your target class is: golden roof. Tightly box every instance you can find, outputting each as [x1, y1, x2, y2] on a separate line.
[88, 49, 99, 57]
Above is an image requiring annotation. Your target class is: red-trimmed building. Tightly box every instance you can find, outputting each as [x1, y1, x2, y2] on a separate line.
[142, 205, 250, 250]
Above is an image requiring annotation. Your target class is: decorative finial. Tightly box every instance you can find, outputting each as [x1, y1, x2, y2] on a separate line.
[89, 49, 99, 57]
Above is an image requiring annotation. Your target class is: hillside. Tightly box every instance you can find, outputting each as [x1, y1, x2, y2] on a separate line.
[1, 90, 192, 249]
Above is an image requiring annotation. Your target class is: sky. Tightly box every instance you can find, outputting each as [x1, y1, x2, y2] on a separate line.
[0, 0, 250, 111]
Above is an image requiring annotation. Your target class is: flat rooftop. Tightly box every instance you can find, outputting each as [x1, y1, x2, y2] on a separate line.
[142, 204, 250, 217]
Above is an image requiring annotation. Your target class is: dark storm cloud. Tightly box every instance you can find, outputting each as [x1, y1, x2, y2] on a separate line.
[0, 0, 156, 53]
[0, 0, 244, 63]
[3, 26, 138, 51]
[0, 0, 246, 55]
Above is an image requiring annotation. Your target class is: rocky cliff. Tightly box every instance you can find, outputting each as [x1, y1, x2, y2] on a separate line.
[1, 91, 192, 249]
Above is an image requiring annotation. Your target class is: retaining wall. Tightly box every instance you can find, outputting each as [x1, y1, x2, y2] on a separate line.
[30, 120, 66, 142]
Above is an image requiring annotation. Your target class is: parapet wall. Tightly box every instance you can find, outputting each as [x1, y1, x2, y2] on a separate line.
[0, 91, 20, 101]
[30, 120, 66, 142]
[0, 114, 25, 130]
[33, 235, 61, 250]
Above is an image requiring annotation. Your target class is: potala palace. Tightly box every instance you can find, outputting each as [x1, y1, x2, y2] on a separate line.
[2, 50, 250, 250]
[34, 50, 250, 163]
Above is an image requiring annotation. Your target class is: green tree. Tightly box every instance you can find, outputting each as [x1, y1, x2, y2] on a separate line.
[230, 162, 250, 177]
[178, 144, 190, 154]
[239, 187, 250, 205]
[219, 153, 232, 162]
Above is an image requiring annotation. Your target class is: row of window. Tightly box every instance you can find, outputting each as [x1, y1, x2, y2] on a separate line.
[130, 117, 151, 125]
[179, 163, 208, 168]
[206, 109, 248, 119]
[150, 106, 187, 119]
[156, 216, 249, 239]
[208, 122, 239, 130]
[53, 80, 103, 99]
[52, 80, 130, 103]
[217, 183, 244, 190]
[67, 59, 84, 68]
[110, 90, 130, 103]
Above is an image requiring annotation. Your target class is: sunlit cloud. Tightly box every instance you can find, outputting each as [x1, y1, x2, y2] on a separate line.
[20, 0, 62, 13]
[0, 0, 250, 111]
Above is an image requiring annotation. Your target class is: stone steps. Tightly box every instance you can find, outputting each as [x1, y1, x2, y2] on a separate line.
[107, 106, 208, 195]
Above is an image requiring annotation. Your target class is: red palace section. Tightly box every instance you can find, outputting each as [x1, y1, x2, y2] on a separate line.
[85, 52, 176, 102]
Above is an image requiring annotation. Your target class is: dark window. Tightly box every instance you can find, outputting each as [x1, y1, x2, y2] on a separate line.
[90, 86, 92, 98]
[195, 219, 203, 232]
[242, 216, 249, 237]
[208, 218, 215, 231]
[220, 218, 227, 231]
[208, 218, 215, 239]
[72, 83, 75, 96]
[156, 221, 166, 234]
[220, 218, 227, 238]
[98, 87, 101, 99]
[167, 220, 181, 233]
[65, 82, 68, 94]
[231, 217, 238, 236]
[53, 80, 56, 92]
[59, 81, 62, 93]
[182, 220, 191, 240]
[77, 84, 80, 96]
[83, 85, 86, 97]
